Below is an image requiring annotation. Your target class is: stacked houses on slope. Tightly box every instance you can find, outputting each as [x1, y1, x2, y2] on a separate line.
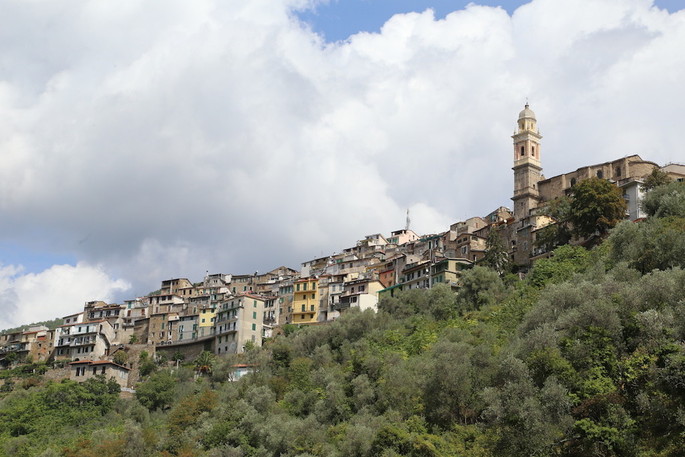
[2, 105, 684, 385]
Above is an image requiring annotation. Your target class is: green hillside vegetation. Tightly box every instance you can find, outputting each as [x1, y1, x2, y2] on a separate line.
[1, 181, 685, 457]
[1, 318, 64, 335]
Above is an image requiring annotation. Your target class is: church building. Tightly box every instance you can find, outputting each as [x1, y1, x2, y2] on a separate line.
[504, 103, 680, 267]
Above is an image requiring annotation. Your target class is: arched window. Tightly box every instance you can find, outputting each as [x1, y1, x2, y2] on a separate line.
[571, 178, 576, 186]
[520, 146, 524, 156]
[597, 170, 604, 179]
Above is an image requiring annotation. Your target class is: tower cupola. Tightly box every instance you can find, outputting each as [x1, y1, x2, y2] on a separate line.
[517, 103, 538, 134]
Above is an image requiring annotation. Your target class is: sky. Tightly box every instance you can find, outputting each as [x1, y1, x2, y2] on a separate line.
[1, 0, 684, 329]
[298, 0, 683, 41]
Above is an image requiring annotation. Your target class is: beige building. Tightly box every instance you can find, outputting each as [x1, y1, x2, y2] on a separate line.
[214, 294, 265, 354]
[400, 260, 432, 290]
[148, 312, 180, 345]
[535, 154, 657, 204]
[506, 104, 663, 266]
[334, 278, 384, 316]
[54, 320, 116, 361]
[160, 278, 194, 296]
[430, 258, 473, 289]
[386, 228, 419, 246]
[70, 360, 130, 388]
[83, 301, 129, 344]
[0, 326, 54, 365]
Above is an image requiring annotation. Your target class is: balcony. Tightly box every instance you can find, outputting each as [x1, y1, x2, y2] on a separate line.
[70, 337, 96, 347]
[292, 306, 316, 315]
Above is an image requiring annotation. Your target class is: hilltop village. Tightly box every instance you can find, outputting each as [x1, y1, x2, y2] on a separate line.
[1, 104, 684, 388]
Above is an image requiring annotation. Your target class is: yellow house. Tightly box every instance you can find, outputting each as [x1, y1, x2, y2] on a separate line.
[292, 277, 319, 324]
[430, 258, 473, 289]
[199, 307, 216, 328]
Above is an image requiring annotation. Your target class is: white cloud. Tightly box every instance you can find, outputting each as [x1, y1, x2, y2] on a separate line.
[0, 0, 683, 317]
[0, 263, 130, 330]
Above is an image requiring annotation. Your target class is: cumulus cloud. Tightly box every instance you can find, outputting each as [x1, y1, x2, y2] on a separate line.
[0, 263, 130, 330]
[0, 0, 683, 323]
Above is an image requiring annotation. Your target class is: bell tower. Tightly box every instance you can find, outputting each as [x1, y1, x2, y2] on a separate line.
[511, 103, 543, 220]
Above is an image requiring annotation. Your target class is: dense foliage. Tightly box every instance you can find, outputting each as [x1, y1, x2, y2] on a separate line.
[536, 177, 628, 251]
[2, 182, 685, 456]
[0, 318, 64, 335]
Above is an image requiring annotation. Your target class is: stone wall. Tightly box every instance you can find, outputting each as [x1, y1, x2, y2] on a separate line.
[155, 337, 214, 362]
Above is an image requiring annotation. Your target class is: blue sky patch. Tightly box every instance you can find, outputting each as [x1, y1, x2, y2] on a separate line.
[0, 242, 76, 274]
[296, 0, 685, 42]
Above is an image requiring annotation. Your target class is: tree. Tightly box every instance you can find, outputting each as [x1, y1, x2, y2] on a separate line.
[457, 266, 505, 311]
[526, 245, 591, 288]
[4, 351, 18, 365]
[641, 167, 671, 191]
[569, 177, 627, 238]
[172, 351, 185, 365]
[136, 370, 176, 410]
[535, 196, 573, 252]
[609, 217, 685, 273]
[194, 351, 215, 375]
[482, 227, 511, 276]
[113, 350, 128, 366]
[641, 181, 685, 218]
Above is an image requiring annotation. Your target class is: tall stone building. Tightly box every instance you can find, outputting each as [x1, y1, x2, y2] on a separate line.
[506, 103, 670, 266]
[511, 103, 544, 221]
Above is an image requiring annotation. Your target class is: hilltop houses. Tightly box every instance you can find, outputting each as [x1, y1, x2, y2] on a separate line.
[2, 104, 683, 383]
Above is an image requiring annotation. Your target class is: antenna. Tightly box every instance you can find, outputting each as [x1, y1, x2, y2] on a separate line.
[405, 208, 411, 231]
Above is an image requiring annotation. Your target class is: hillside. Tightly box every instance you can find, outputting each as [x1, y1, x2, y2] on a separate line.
[1, 181, 685, 457]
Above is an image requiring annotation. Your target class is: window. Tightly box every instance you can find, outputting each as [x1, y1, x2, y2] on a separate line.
[520, 146, 524, 156]
[615, 167, 621, 177]
[253, 312, 257, 319]
[101, 366, 106, 374]
[301, 304, 306, 312]
[570, 178, 577, 186]
[251, 323, 256, 331]
[310, 305, 314, 311]
[596, 170, 603, 179]
[311, 293, 315, 299]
